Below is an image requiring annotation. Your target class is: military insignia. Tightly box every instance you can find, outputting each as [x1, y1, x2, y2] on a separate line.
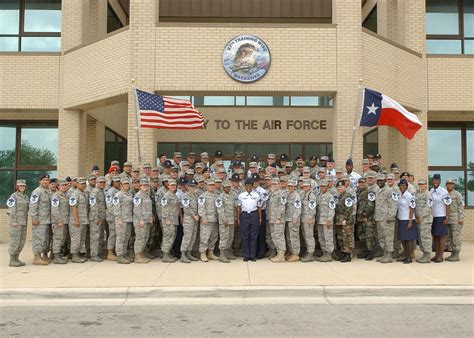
[89, 196, 96, 206]
[261, 192, 269, 201]
[294, 199, 301, 209]
[443, 196, 452, 206]
[333, 195, 339, 203]
[391, 192, 400, 201]
[198, 195, 205, 205]
[210, 168, 216, 175]
[309, 200, 316, 210]
[112, 196, 120, 206]
[51, 198, 59, 207]
[368, 192, 376, 202]
[280, 195, 287, 205]
[461, 196, 465, 207]
[427, 198, 433, 207]
[182, 197, 190, 208]
[30, 194, 39, 204]
[215, 198, 223, 208]
[161, 196, 168, 206]
[409, 199, 416, 209]
[7, 197, 16, 208]
[351, 195, 357, 204]
[314, 186, 320, 194]
[329, 199, 336, 210]
[106, 194, 112, 204]
[227, 168, 233, 175]
[133, 196, 141, 206]
[69, 197, 77, 206]
[344, 197, 353, 207]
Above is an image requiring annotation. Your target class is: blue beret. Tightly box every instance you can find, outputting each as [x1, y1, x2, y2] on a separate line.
[244, 178, 254, 185]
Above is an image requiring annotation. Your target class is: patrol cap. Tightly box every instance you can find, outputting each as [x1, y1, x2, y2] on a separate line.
[446, 178, 456, 185]
[170, 166, 179, 172]
[234, 151, 243, 157]
[88, 175, 97, 181]
[161, 175, 170, 182]
[298, 176, 304, 182]
[277, 168, 285, 174]
[111, 160, 119, 165]
[231, 173, 240, 182]
[366, 171, 376, 179]
[342, 175, 349, 181]
[173, 152, 182, 157]
[58, 179, 68, 186]
[362, 159, 369, 165]
[195, 163, 203, 169]
[327, 175, 335, 181]
[120, 177, 131, 184]
[140, 178, 150, 185]
[376, 173, 386, 180]
[320, 156, 329, 161]
[280, 154, 289, 161]
[222, 180, 231, 188]
[267, 154, 276, 159]
[327, 158, 335, 163]
[335, 168, 343, 174]
[279, 176, 289, 182]
[215, 150, 223, 157]
[195, 176, 204, 183]
[386, 174, 395, 180]
[235, 169, 244, 175]
[432, 173, 441, 180]
[188, 152, 196, 157]
[182, 161, 190, 167]
[143, 163, 151, 169]
[168, 179, 177, 186]
[418, 178, 427, 185]
[186, 169, 195, 175]
[302, 179, 311, 187]
[207, 179, 215, 185]
[152, 167, 160, 172]
[244, 178, 253, 185]
[77, 177, 87, 184]
[358, 177, 367, 183]
[264, 175, 272, 180]
[336, 180, 345, 187]
[288, 179, 297, 187]
[217, 167, 226, 173]
[319, 179, 328, 186]
[123, 161, 132, 167]
[302, 166, 310, 173]
[163, 160, 172, 168]
[285, 162, 293, 168]
[187, 179, 197, 186]
[97, 176, 106, 183]
[16, 179, 27, 186]
[214, 179, 222, 184]
[132, 167, 140, 172]
[249, 162, 257, 168]
[39, 174, 50, 180]
[318, 167, 325, 173]
[271, 178, 280, 184]
[200, 152, 209, 159]
[215, 160, 224, 166]
[258, 167, 265, 173]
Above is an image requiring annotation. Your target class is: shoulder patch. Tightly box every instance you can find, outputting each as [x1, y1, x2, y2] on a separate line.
[461, 196, 465, 207]
[314, 185, 321, 195]
[294, 199, 301, 209]
[391, 192, 400, 202]
[368, 192, 376, 202]
[181, 196, 190, 208]
[51, 198, 59, 207]
[280, 195, 287, 205]
[427, 197, 433, 207]
[89, 196, 96, 206]
[7, 197, 16, 208]
[409, 198, 416, 209]
[309, 199, 316, 210]
[69, 197, 77, 206]
[112, 196, 120, 206]
[261, 192, 269, 201]
[344, 197, 353, 207]
[333, 195, 339, 203]
[30, 194, 39, 204]
[133, 196, 141, 206]
[198, 195, 206, 205]
[351, 195, 357, 204]
[329, 199, 336, 210]
[106, 194, 112, 204]
[161, 196, 168, 206]
[215, 197, 223, 208]
[443, 196, 452, 206]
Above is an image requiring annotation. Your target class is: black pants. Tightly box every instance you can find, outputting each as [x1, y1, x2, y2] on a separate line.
[240, 211, 259, 259]
[256, 209, 267, 258]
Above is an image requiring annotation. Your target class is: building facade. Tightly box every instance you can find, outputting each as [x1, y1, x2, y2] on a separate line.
[0, 0, 473, 241]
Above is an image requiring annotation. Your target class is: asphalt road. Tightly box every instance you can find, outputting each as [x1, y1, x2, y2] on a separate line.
[1, 304, 472, 337]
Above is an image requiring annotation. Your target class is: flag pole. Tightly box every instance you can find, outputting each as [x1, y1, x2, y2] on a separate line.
[349, 79, 364, 160]
[131, 79, 142, 166]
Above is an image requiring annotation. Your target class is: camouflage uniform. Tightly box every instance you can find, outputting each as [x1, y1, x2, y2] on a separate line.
[105, 187, 119, 250]
[217, 192, 236, 251]
[317, 191, 335, 254]
[231, 185, 243, 254]
[284, 190, 302, 255]
[356, 189, 376, 251]
[88, 187, 106, 257]
[160, 190, 180, 254]
[335, 191, 354, 254]
[113, 189, 134, 257]
[68, 189, 89, 254]
[375, 185, 398, 253]
[267, 189, 286, 251]
[197, 191, 219, 253]
[50, 191, 69, 254]
[415, 190, 433, 254]
[133, 191, 153, 253]
[29, 185, 51, 254]
[447, 189, 465, 253]
[180, 191, 199, 252]
[300, 190, 317, 254]
[7, 191, 29, 255]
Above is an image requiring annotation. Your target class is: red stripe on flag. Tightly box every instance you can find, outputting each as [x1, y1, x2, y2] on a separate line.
[377, 108, 422, 140]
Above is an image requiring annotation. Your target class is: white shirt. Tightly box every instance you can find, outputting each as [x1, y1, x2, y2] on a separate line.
[238, 190, 260, 213]
[397, 191, 415, 220]
[347, 171, 362, 189]
[430, 187, 448, 217]
[255, 186, 268, 210]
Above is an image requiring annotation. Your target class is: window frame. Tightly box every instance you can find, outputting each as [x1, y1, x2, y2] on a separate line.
[104, 127, 128, 171]
[426, 0, 474, 54]
[0, 0, 61, 52]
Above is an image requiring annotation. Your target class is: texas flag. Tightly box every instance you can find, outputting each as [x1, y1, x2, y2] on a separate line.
[359, 88, 422, 140]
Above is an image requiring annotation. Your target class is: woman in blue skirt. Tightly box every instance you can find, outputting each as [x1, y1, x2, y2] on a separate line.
[429, 174, 451, 263]
[396, 179, 416, 264]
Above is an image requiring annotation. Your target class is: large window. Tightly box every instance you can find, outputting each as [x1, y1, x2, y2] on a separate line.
[168, 96, 333, 107]
[426, 0, 474, 54]
[428, 123, 473, 207]
[104, 128, 127, 172]
[363, 128, 378, 156]
[0, 122, 58, 206]
[363, 4, 377, 34]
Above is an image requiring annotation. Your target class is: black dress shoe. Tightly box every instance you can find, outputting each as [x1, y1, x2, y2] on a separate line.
[357, 250, 367, 259]
[365, 251, 374, 261]
[251, 258, 257, 262]
[340, 253, 351, 263]
[243, 257, 249, 262]
[403, 258, 412, 264]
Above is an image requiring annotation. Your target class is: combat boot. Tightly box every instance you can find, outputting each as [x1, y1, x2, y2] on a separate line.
[357, 250, 368, 259]
[53, 255, 67, 264]
[207, 250, 219, 260]
[365, 250, 374, 261]
[225, 249, 236, 260]
[373, 247, 384, 258]
[300, 252, 314, 262]
[41, 252, 49, 262]
[266, 248, 277, 258]
[445, 251, 460, 262]
[107, 250, 117, 261]
[416, 252, 431, 263]
[186, 251, 199, 261]
[270, 251, 285, 263]
[340, 253, 352, 263]
[90, 256, 103, 262]
[380, 252, 393, 263]
[287, 253, 300, 262]
[71, 253, 86, 263]
[15, 254, 26, 266]
[134, 253, 147, 263]
[144, 251, 155, 260]
[392, 250, 400, 259]
[9, 255, 22, 267]
[180, 252, 191, 263]
[117, 255, 131, 264]
[319, 252, 333, 262]
[219, 251, 230, 263]
[162, 252, 177, 263]
[33, 254, 48, 265]
[200, 252, 208, 262]
[376, 253, 387, 262]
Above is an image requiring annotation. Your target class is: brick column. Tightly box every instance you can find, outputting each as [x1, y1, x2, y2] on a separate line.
[127, 0, 157, 166]
[333, 0, 363, 169]
[57, 110, 87, 177]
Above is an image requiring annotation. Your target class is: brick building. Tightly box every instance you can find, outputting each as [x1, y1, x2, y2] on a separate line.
[0, 0, 473, 241]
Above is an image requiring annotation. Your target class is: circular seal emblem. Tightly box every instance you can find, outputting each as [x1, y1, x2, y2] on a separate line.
[222, 35, 271, 83]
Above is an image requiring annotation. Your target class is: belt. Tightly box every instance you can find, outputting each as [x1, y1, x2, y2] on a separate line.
[241, 210, 257, 214]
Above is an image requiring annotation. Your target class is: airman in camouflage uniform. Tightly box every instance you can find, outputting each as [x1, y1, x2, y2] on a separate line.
[356, 177, 376, 260]
[198, 180, 219, 262]
[267, 178, 286, 263]
[230, 174, 243, 257]
[105, 176, 121, 261]
[414, 178, 433, 263]
[386, 174, 402, 258]
[316, 179, 335, 262]
[133, 178, 153, 263]
[284, 179, 302, 262]
[161, 179, 180, 263]
[69, 177, 89, 263]
[180, 179, 200, 263]
[7, 180, 29, 267]
[300, 180, 317, 262]
[88, 176, 107, 262]
[335, 180, 354, 263]
[217, 181, 236, 263]
[50, 180, 69, 264]
[29, 174, 52, 265]
[113, 177, 134, 264]
[445, 179, 465, 262]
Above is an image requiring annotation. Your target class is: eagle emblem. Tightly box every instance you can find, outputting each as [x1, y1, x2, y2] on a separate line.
[112, 196, 120, 206]
[7, 197, 16, 208]
[161, 196, 168, 206]
[215, 198, 223, 208]
[89, 196, 96, 206]
[69, 197, 77, 206]
[51, 198, 59, 207]
[344, 197, 353, 207]
[309, 200, 316, 210]
[443, 196, 452, 206]
[182, 197, 190, 208]
[198, 195, 205, 205]
[133, 196, 141, 205]
[30, 194, 39, 204]
[368, 192, 376, 202]
[280, 195, 287, 205]
[294, 199, 301, 209]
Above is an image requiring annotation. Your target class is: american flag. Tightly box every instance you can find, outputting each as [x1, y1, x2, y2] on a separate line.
[135, 89, 204, 129]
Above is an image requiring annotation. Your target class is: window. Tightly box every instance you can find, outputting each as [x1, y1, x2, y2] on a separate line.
[168, 96, 333, 107]
[0, 122, 58, 206]
[104, 128, 127, 171]
[363, 128, 379, 156]
[426, 0, 474, 54]
[363, 4, 377, 33]
[428, 123, 474, 207]
[107, 0, 129, 34]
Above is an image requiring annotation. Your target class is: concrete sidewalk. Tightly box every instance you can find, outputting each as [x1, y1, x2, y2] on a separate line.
[0, 243, 473, 289]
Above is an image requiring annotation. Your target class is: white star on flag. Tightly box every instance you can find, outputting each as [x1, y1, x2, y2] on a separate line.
[366, 102, 379, 115]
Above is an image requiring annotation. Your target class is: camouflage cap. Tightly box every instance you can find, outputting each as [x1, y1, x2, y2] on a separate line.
[362, 158, 370, 164]
[320, 155, 329, 161]
[215, 160, 224, 166]
[123, 161, 132, 167]
[200, 152, 209, 158]
[168, 179, 177, 185]
[271, 178, 280, 184]
[249, 162, 257, 168]
[214, 179, 222, 184]
[182, 161, 190, 166]
[336, 167, 343, 173]
[143, 163, 151, 169]
[152, 167, 160, 172]
[132, 167, 140, 172]
[376, 173, 386, 180]
[302, 179, 311, 187]
[302, 166, 310, 173]
[186, 169, 195, 175]
[264, 175, 272, 180]
[97, 176, 106, 183]
[173, 152, 182, 157]
[267, 153, 276, 159]
[222, 180, 231, 188]
[258, 167, 265, 172]
[195, 176, 204, 183]
[418, 178, 427, 185]
[58, 179, 68, 185]
[279, 176, 289, 182]
[318, 167, 326, 173]
[16, 179, 27, 186]
[319, 179, 328, 186]
[195, 163, 203, 169]
[217, 168, 226, 173]
[285, 162, 293, 167]
[140, 178, 150, 185]
[358, 177, 367, 183]
[366, 171, 377, 178]
[386, 173, 395, 180]
[77, 177, 87, 184]
[161, 175, 170, 182]
[206, 179, 215, 185]
[446, 178, 456, 185]
[112, 175, 121, 182]
[236, 169, 244, 174]
[170, 166, 179, 172]
[120, 177, 131, 184]
[288, 178, 298, 186]
[88, 174, 97, 180]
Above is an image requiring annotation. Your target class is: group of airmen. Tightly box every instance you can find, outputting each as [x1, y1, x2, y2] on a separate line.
[6, 150, 465, 267]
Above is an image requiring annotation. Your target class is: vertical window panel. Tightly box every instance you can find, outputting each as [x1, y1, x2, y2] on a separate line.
[426, 0, 459, 34]
[0, 171, 15, 206]
[428, 128, 462, 166]
[24, 0, 61, 32]
[0, 125, 16, 168]
[0, 0, 20, 34]
[19, 125, 58, 166]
